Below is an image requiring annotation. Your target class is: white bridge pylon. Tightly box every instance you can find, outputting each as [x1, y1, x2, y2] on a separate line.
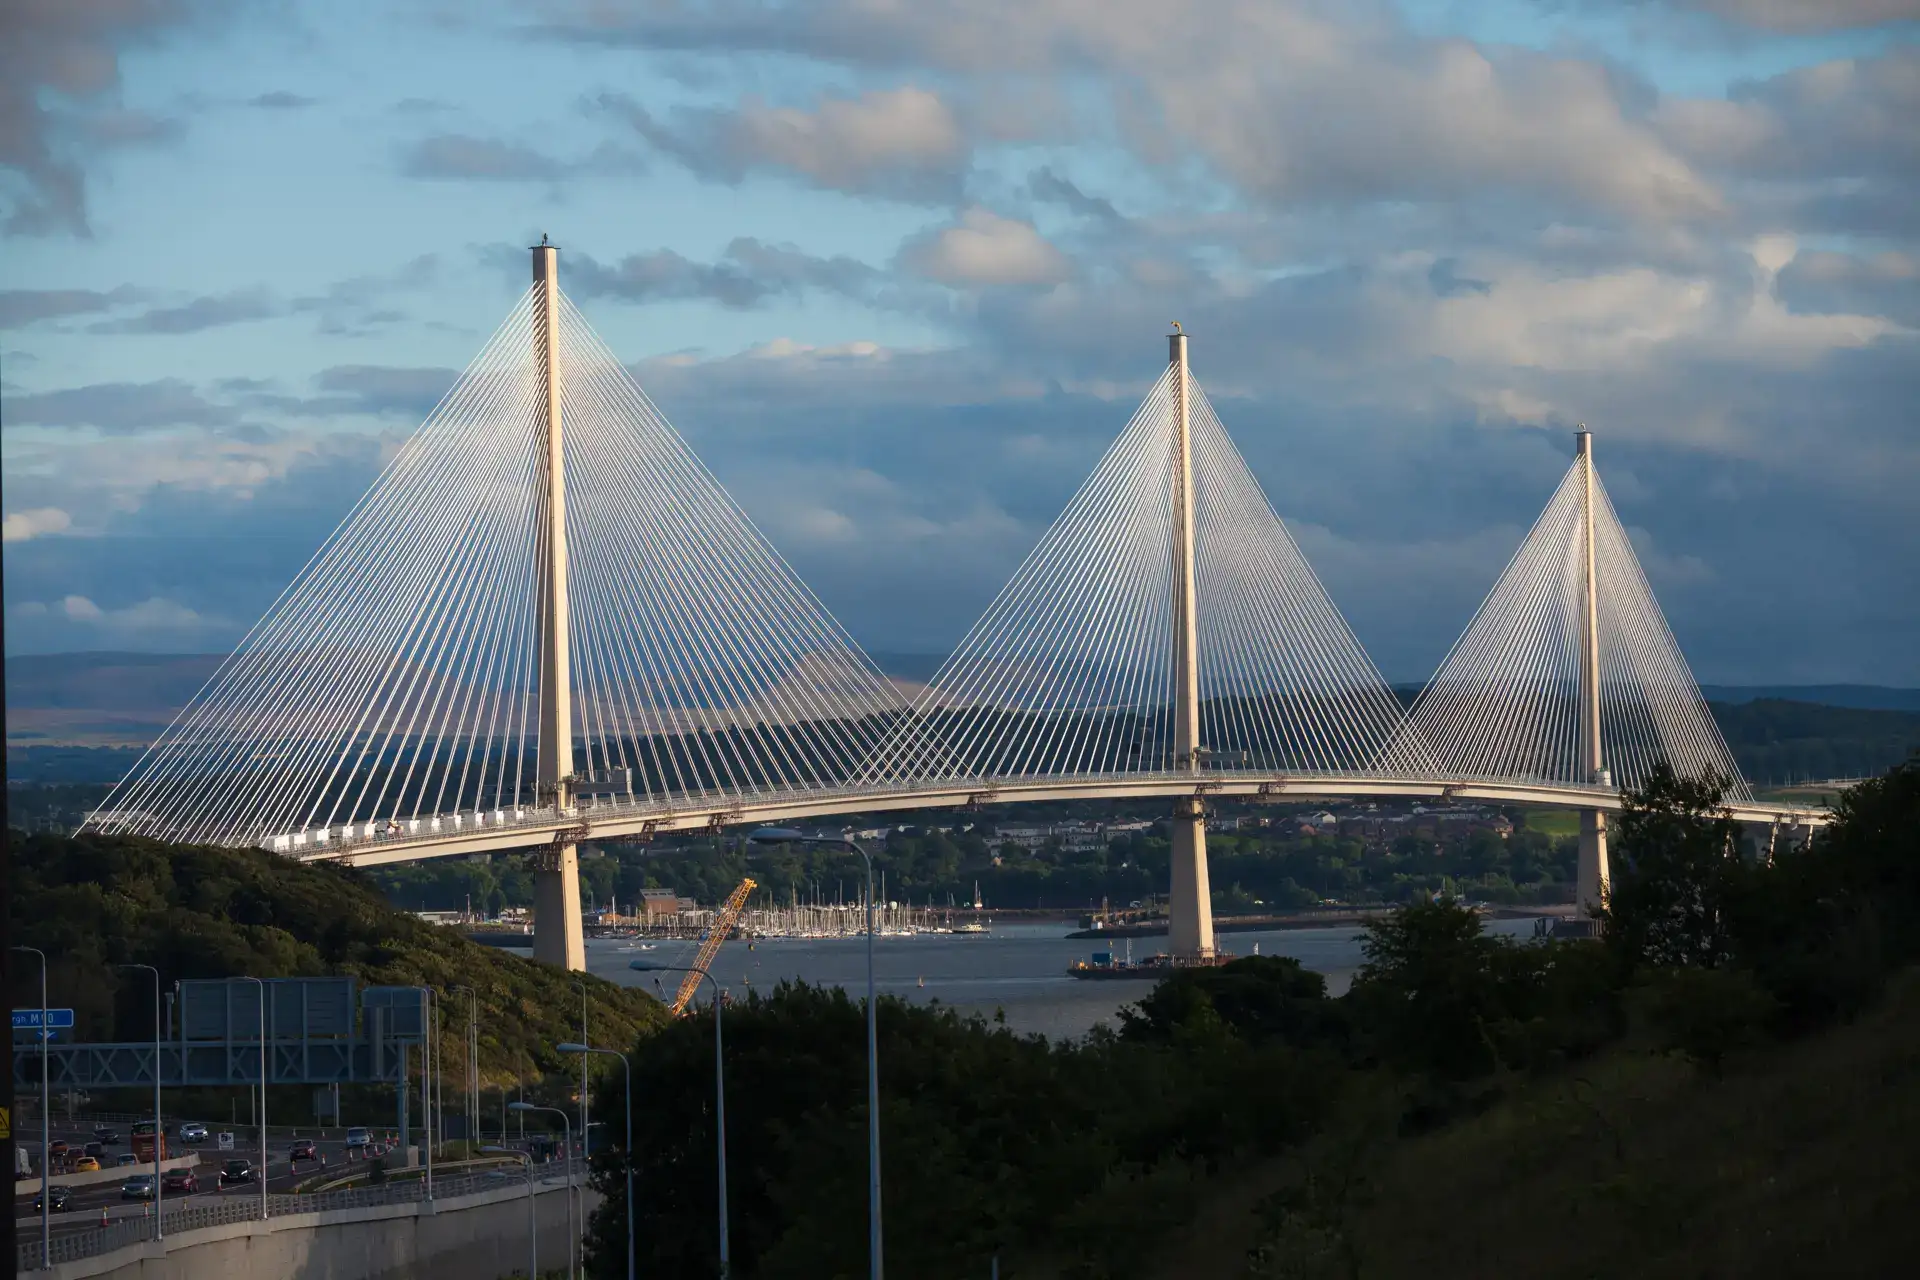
[83, 251, 914, 867]
[82, 251, 1824, 967]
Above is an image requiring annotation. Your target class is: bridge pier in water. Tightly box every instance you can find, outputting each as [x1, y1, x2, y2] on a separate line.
[1169, 798, 1215, 957]
[534, 843, 587, 970]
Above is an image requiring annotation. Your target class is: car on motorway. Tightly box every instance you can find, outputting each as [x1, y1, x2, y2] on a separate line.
[289, 1139, 317, 1161]
[83, 1142, 106, 1160]
[73, 1156, 101, 1173]
[121, 1174, 156, 1201]
[115, 1152, 141, 1166]
[345, 1126, 371, 1150]
[219, 1159, 254, 1186]
[93, 1127, 123, 1145]
[47, 1140, 69, 1160]
[31, 1186, 73, 1213]
[162, 1168, 199, 1194]
[178, 1122, 209, 1144]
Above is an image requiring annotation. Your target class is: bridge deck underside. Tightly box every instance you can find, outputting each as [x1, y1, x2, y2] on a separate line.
[281, 772, 1827, 869]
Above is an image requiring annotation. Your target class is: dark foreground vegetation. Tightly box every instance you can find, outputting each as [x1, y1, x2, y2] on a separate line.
[5, 832, 668, 1102]
[589, 755, 1920, 1278]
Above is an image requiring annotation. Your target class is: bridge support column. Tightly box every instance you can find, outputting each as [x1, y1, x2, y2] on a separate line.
[534, 845, 586, 971]
[1169, 798, 1215, 958]
[1577, 810, 1609, 928]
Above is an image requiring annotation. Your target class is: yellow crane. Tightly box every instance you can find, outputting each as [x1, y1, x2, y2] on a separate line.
[670, 877, 756, 1015]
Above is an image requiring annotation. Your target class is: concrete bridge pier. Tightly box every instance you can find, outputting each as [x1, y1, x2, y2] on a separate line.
[533, 844, 586, 971]
[1576, 809, 1609, 930]
[1168, 797, 1215, 958]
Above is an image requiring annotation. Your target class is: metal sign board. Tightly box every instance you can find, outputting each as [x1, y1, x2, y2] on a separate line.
[217, 1132, 235, 1151]
[11, 1009, 75, 1029]
[360, 987, 427, 1039]
[179, 978, 356, 1042]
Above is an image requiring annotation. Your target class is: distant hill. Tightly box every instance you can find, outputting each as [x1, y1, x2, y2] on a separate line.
[5, 651, 223, 746]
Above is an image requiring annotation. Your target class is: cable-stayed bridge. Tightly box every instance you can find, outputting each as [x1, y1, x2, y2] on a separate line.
[82, 245, 1827, 969]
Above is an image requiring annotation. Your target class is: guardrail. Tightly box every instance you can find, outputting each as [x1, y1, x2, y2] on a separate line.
[16, 1165, 576, 1272]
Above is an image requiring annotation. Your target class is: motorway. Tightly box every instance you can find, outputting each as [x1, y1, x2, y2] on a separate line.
[13, 1121, 379, 1240]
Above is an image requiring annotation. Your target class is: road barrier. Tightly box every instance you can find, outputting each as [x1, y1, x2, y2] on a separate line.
[15, 1165, 571, 1271]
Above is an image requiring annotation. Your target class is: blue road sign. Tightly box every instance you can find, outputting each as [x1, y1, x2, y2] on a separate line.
[11, 1009, 75, 1030]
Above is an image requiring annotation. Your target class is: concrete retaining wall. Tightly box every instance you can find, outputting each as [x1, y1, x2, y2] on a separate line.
[42, 1181, 597, 1280]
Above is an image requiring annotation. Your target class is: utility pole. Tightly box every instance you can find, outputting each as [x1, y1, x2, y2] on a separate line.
[1166, 326, 1214, 959]
[1575, 428, 1611, 928]
[531, 237, 585, 970]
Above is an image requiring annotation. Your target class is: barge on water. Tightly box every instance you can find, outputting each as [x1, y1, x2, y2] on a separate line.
[1067, 942, 1234, 980]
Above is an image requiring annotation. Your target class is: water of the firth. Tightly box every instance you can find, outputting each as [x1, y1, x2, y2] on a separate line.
[531, 918, 1547, 1040]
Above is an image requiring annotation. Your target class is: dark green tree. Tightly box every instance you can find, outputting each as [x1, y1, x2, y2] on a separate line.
[1598, 764, 1743, 970]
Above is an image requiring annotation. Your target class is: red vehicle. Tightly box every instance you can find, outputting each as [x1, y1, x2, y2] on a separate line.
[161, 1168, 199, 1194]
[289, 1140, 317, 1162]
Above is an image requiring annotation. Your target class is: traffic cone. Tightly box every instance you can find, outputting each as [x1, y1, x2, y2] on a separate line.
[101, 1207, 109, 1229]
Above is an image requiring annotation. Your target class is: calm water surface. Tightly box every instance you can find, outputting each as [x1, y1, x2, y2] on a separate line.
[527, 917, 1546, 1040]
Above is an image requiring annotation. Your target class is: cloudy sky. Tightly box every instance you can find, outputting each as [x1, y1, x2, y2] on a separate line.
[3, 0, 1916, 685]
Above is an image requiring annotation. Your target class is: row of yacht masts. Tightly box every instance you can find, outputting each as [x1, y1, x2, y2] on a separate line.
[640, 880, 988, 940]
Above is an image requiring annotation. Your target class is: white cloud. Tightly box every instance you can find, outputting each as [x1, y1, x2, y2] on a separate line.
[2, 507, 70, 542]
[14, 594, 217, 633]
[901, 208, 1073, 286]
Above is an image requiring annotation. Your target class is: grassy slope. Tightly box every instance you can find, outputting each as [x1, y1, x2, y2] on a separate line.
[1148, 971, 1920, 1279]
[6, 831, 670, 1086]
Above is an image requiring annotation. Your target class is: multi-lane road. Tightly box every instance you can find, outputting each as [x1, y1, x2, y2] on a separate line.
[14, 1122, 380, 1239]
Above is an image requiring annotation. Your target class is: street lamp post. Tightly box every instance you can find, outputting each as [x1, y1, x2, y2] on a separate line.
[631, 961, 730, 1277]
[12, 945, 50, 1270]
[115, 963, 164, 1240]
[452, 986, 478, 1147]
[482, 1147, 537, 1280]
[510, 1102, 576, 1280]
[570, 980, 590, 1172]
[422, 987, 436, 1200]
[235, 976, 267, 1222]
[745, 830, 885, 1279]
[559, 1043, 634, 1280]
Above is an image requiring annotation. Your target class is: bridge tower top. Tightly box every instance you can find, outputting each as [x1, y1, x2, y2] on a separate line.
[534, 241, 573, 810]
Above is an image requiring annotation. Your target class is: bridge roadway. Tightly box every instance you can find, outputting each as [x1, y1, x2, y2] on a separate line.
[285, 771, 1830, 869]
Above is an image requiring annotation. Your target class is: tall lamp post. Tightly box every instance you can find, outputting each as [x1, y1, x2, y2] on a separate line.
[747, 829, 884, 1279]
[631, 961, 729, 1276]
[115, 963, 164, 1239]
[235, 976, 267, 1222]
[569, 980, 590, 1169]
[559, 1043, 634, 1280]
[482, 1146, 538, 1280]
[12, 945, 50, 1270]
[451, 986, 478, 1147]
[510, 1102, 576, 1280]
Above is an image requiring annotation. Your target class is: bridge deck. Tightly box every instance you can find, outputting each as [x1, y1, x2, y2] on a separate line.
[280, 772, 1830, 868]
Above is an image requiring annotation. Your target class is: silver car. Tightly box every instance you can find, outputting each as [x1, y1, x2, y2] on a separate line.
[121, 1175, 156, 1201]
